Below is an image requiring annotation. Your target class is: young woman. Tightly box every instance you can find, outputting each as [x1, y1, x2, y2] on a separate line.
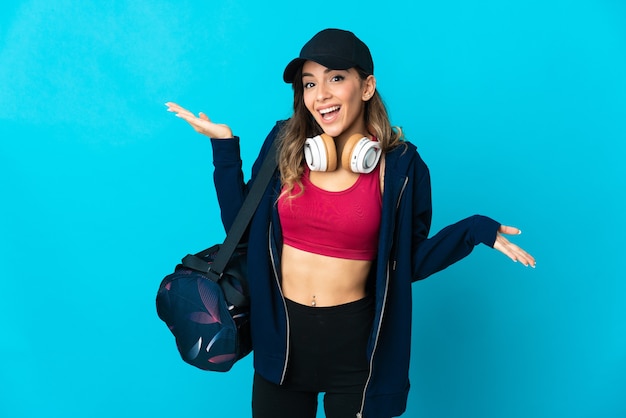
[166, 28, 535, 418]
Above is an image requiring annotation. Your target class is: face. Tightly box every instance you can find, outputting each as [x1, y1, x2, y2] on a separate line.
[301, 60, 376, 141]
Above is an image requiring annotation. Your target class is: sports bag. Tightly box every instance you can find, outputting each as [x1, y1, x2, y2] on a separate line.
[156, 243, 251, 372]
[156, 139, 277, 372]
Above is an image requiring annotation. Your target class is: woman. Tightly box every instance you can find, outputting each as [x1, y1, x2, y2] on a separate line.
[166, 28, 535, 418]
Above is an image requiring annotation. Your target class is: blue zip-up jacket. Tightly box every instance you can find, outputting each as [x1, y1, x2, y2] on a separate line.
[210, 121, 500, 418]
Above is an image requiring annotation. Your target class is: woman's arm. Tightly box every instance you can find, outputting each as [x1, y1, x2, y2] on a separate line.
[166, 102, 244, 231]
[408, 152, 535, 282]
[165, 102, 284, 232]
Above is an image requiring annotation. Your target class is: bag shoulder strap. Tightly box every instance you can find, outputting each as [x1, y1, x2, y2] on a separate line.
[182, 139, 278, 278]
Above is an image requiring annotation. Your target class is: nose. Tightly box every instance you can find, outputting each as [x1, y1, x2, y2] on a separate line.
[316, 81, 331, 102]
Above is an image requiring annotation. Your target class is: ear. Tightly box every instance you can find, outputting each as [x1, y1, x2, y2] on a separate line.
[362, 75, 377, 101]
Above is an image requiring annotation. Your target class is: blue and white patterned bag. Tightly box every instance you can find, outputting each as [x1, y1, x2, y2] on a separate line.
[156, 244, 251, 372]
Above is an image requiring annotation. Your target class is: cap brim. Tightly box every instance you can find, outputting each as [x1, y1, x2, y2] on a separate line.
[283, 58, 307, 83]
[282, 56, 357, 84]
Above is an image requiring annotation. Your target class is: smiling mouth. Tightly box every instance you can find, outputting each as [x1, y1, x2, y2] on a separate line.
[319, 106, 340, 121]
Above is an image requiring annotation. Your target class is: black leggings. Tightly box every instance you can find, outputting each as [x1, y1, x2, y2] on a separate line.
[252, 296, 374, 418]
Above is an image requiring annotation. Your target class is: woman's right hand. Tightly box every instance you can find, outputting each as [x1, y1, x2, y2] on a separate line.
[165, 102, 233, 139]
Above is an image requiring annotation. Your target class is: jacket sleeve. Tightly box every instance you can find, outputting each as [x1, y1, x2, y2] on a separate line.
[409, 152, 501, 281]
[210, 122, 283, 233]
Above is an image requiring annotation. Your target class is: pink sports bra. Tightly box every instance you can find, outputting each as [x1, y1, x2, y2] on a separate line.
[278, 165, 382, 260]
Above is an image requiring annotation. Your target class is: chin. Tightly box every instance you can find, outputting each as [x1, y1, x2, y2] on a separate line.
[318, 124, 343, 138]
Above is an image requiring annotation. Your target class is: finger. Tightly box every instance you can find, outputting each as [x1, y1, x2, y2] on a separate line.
[507, 244, 532, 265]
[165, 102, 182, 112]
[172, 112, 205, 131]
[493, 234, 537, 268]
[514, 246, 536, 268]
[498, 225, 521, 236]
[199, 112, 210, 121]
[172, 111, 196, 122]
[172, 108, 199, 121]
[165, 102, 194, 117]
[493, 235, 516, 262]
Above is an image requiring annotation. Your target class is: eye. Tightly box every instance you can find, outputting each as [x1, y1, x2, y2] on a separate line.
[303, 81, 315, 89]
[330, 74, 345, 82]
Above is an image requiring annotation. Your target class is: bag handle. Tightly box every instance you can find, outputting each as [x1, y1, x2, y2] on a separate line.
[182, 139, 278, 282]
[181, 244, 249, 307]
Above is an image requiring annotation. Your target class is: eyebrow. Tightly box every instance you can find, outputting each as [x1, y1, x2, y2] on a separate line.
[302, 68, 347, 78]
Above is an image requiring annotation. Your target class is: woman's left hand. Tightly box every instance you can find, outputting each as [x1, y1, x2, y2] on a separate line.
[493, 225, 536, 268]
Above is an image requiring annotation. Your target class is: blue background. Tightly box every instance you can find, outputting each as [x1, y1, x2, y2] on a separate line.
[1, 1, 624, 417]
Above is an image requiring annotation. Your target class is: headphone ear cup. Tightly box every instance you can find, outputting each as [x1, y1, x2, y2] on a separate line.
[342, 134, 382, 174]
[304, 134, 337, 171]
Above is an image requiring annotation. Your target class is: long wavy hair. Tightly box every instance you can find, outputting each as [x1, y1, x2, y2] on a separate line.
[278, 66, 404, 197]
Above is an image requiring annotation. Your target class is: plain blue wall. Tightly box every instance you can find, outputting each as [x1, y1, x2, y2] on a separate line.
[1, 1, 624, 417]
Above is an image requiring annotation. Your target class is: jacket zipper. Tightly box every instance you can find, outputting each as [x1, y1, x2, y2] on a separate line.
[268, 221, 291, 384]
[356, 263, 391, 418]
[357, 176, 408, 418]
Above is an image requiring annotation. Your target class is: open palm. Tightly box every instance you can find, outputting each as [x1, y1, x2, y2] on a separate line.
[165, 102, 233, 139]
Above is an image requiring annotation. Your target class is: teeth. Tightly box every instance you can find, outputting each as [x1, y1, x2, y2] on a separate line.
[319, 106, 340, 115]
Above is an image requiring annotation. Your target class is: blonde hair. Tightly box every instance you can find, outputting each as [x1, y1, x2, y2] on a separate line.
[278, 66, 404, 197]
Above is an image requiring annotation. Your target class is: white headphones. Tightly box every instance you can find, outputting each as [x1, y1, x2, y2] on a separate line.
[304, 133, 382, 174]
